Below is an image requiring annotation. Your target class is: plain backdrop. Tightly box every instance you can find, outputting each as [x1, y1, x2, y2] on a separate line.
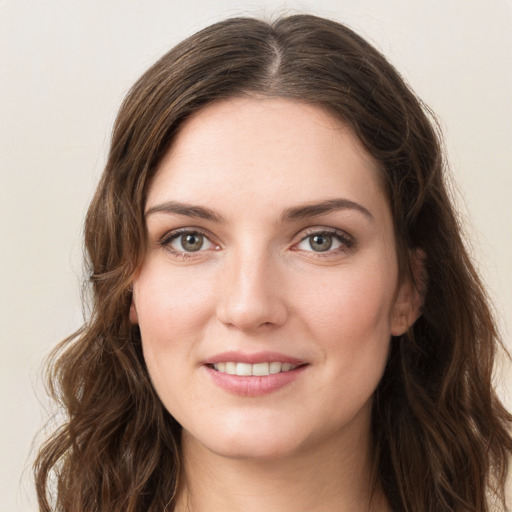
[1, 0, 511, 510]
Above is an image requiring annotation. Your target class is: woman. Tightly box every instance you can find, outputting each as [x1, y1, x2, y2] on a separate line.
[34, 14, 512, 512]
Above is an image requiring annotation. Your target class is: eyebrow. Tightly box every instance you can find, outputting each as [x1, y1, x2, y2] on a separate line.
[145, 198, 373, 223]
[281, 198, 373, 222]
[145, 201, 224, 222]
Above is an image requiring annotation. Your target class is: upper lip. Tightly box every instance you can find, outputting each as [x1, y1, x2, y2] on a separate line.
[204, 351, 306, 365]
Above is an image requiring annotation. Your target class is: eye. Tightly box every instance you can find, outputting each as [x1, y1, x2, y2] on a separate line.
[295, 229, 353, 253]
[160, 229, 216, 255]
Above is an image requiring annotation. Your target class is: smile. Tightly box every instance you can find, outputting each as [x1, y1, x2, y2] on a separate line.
[211, 362, 298, 376]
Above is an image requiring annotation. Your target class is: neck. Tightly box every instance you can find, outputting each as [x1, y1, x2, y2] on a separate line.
[174, 420, 389, 512]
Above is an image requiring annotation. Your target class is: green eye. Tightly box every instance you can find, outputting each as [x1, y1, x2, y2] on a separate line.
[309, 234, 333, 252]
[296, 230, 353, 254]
[179, 233, 204, 252]
[165, 231, 214, 253]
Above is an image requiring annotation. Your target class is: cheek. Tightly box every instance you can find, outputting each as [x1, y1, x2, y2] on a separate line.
[134, 263, 215, 340]
[293, 261, 396, 397]
[276, 264, 396, 438]
[297, 265, 395, 341]
[132, 264, 217, 392]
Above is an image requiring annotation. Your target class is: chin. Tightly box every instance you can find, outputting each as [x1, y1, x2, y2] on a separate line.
[182, 417, 311, 462]
[204, 439, 305, 462]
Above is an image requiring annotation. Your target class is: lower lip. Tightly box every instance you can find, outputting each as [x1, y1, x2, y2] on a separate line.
[205, 365, 307, 397]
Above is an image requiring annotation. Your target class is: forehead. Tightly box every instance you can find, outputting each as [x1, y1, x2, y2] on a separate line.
[147, 98, 386, 219]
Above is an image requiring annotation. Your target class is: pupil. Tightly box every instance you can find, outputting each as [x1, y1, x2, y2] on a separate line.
[182, 233, 203, 252]
[310, 234, 332, 252]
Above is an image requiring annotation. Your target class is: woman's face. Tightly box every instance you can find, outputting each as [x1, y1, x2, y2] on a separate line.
[131, 98, 419, 460]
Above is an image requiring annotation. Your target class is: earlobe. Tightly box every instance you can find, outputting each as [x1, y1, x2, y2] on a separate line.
[390, 249, 426, 336]
[129, 294, 139, 325]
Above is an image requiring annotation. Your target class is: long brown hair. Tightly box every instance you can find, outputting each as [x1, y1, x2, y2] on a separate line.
[34, 14, 512, 512]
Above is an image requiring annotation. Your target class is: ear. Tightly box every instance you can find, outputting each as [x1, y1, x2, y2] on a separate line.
[390, 249, 426, 336]
[129, 290, 139, 325]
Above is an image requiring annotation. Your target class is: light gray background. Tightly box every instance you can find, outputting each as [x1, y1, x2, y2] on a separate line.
[1, 1, 511, 510]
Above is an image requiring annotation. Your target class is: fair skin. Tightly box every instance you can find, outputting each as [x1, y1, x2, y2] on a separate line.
[130, 98, 421, 512]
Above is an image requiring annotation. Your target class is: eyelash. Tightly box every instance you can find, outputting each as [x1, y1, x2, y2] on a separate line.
[158, 227, 355, 259]
[159, 228, 217, 260]
[294, 228, 355, 256]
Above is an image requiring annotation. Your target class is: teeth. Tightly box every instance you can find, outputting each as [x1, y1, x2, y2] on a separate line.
[252, 362, 269, 376]
[212, 361, 298, 376]
[236, 363, 252, 376]
[225, 362, 237, 375]
[269, 362, 282, 374]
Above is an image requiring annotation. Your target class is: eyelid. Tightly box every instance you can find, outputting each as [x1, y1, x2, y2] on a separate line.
[159, 227, 207, 244]
[159, 227, 220, 257]
[292, 227, 355, 253]
[156, 225, 354, 258]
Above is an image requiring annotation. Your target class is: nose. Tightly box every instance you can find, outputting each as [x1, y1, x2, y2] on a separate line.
[216, 248, 288, 332]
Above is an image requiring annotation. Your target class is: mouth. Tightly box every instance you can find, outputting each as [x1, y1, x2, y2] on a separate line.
[204, 353, 307, 396]
[209, 361, 299, 376]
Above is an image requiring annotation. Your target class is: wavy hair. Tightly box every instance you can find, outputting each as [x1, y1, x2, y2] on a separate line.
[34, 14, 512, 512]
